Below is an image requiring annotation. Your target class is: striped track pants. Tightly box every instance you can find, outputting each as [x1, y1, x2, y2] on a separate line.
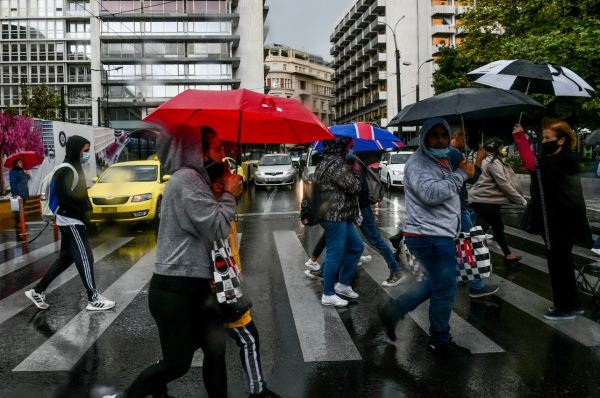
[228, 320, 267, 395]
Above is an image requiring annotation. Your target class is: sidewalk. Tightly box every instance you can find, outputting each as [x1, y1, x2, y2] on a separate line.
[517, 175, 600, 222]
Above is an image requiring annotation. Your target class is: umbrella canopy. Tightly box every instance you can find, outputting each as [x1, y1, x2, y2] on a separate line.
[5, 151, 44, 170]
[143, 89, 334, 144]
[388, 88, 544, 127]
[328, 123, 401, 141]
[312, 138, 403, 152]
[405, 137, 421, 147]
[467, 60, 595, 97]
[585, 130, 600, 146]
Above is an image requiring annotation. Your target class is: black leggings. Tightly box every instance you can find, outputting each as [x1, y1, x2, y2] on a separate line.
[471, 203, 511, 256]
[547, 241, 581, 312]
[311, 232, 327, 258]
[123, 279, 227, 398]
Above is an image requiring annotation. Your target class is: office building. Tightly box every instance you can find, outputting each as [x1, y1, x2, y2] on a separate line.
[264, 43, 334, 126]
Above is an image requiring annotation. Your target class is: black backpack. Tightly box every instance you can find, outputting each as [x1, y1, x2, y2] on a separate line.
[300, 159, 336, 226]
[356, 158, 384, 204]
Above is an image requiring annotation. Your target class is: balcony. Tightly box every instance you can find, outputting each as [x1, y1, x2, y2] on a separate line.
[356, 0, 369, 12]
[373, 34, 387, 48]
[431, 44, 445, 55]
[431, 5, 455, 16]
[432, 25, 455, 34]
[365, 0, 385, 21]
[373, 91, 387, 101]
[456, 6, 469, 14]
[372, 52, 386, 66]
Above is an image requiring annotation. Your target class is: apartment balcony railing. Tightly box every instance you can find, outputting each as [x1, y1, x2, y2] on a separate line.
[432, 25, 455, 34]
[431, 5, 455, 15]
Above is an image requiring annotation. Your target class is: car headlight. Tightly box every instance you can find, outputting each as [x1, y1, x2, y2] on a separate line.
[392, 170, 403, 176]
[131, 193, 152, 202]
[255, 170, 262, 177]
[287, 169, 295, 175]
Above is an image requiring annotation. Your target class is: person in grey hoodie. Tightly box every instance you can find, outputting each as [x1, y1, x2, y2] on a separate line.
[106, 124, 242, 398]
[377, 118, 475, 357]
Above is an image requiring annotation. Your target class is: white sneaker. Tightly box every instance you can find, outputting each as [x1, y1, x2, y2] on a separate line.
[591, 248, 600, 256]
[25, 289, 49, 310]
[321, 294, 348, 307]
[305, 258, 321, 270]
[86, 295, 115, 311]
[102, 395, 119, 398]
[358, 255, 372, 266]
[334, 283, 359, 299]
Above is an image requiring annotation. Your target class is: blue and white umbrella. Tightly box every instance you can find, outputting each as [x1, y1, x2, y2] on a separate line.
[312, 123, 403, 151]
[312, 138, 403, 152]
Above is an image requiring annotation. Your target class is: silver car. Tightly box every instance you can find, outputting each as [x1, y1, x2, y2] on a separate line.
[254, 154, 297, 188]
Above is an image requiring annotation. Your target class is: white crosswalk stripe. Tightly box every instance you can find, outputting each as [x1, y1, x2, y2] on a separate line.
[13, 247, 156, 372]
[0, 241, 61, 278]
[0, 238, 133, 327]
[0, 241, 18, 251]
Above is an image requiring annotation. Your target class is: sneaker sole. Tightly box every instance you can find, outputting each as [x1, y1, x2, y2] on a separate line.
[305, 263, 320, 270]
[382, 275, 406, 287]
[321, 301, 348, 307]
[86, 304, 115, 311]
[548, 307, 584, 315]
[543, 314, 576, 320]
[469, 287, 500, 298]
[25, 291, 49, 310]
[334, 290, 359, 299]
[304, 271, 323, 279]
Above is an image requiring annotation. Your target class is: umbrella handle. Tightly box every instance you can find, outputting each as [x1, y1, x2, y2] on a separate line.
[518, 80, 531, 124]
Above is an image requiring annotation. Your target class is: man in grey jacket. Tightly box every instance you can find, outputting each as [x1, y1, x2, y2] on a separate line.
[378, 118, 474, 357]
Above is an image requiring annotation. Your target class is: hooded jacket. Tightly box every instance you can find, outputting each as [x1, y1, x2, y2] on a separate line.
[403, 118, 468, 238]
[315, 136, 362, 222]
[154, 125, 237, 279]
[55, 135, 90, 222]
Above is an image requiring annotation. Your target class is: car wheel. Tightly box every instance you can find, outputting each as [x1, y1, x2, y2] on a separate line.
[153, 197, 162, 224]
[387, 175, 392, 191]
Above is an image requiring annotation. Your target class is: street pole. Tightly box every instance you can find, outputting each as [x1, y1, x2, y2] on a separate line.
[60, 86, 66, 122]
[395, 47, 402, 141]
[97, 97, 102, 126]
[105, 71, 109, 127]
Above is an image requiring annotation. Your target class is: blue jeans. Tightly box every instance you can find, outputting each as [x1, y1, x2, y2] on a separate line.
[460, 208, 485, 290]
[396, 236, 458, 347]
[321, 220, 364, 296]
[359, 206, 400, 272]
[594, 236, 600, 250]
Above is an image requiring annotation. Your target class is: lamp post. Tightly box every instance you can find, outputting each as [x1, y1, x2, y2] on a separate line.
[91, 66, 122, 127]
[402, 58, 434, 102]
[379, 15, 405, 140]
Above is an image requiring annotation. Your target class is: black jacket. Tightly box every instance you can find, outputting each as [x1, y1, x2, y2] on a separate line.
[55, 136, 90, 222]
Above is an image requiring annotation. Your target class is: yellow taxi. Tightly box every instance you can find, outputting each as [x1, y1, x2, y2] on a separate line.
[223, 157, 248, 186]
[88, 160, 169, 223]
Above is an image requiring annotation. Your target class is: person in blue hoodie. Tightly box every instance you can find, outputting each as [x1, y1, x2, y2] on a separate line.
[377, 118, 474, 357]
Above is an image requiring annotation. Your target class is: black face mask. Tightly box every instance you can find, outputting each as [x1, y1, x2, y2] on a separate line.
[541, 140, 560, 156]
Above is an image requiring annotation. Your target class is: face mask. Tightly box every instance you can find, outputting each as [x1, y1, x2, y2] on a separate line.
[542, 140, 560, 156]
[346, 149, 354, 161]
[428, 147, 450, 158]
[80, 152, 90, 164]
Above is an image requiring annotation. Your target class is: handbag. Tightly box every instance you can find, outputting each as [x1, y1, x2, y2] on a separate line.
[10, 197, 20, 212]
[300, 159, 336, 226]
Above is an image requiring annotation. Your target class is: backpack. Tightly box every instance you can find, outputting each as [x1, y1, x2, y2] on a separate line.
[300, 159, 336, 227]
[40, 163, 79, 222]
[356, 158, 384, 204]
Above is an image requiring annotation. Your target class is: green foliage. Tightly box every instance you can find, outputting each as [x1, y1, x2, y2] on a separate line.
[2, 105, 19, 116]
[432, 0, 600, 128]
[19, 83, 63, 120]
[504, 157, 527, 174]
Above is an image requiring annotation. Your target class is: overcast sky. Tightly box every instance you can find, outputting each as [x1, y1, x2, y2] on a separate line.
[265, 0, 353, 61]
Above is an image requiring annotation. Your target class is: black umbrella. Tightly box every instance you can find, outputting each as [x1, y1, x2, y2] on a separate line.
[585, 130, 600, 146]
[388, 88, 544, 127]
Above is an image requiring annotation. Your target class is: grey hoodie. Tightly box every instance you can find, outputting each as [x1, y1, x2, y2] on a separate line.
[403, 118, 468, 238]
[154, 125, 237, 279]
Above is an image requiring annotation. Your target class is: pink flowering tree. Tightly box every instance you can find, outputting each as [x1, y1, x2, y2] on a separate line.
[0, 112, 44, 194]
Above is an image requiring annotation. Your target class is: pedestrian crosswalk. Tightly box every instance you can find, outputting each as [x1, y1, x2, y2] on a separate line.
[1, 216, 600, 379]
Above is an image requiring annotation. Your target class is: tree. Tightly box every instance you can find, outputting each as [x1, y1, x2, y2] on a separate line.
[0, 113, 44, 194]
[2, 105, 19, 116]
[19, 83, 62, 121]
[432, 0, 600, 128]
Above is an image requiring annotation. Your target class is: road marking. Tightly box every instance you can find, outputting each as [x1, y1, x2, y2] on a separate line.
[504, 226, 600, 261]
[13, 247, 156, 372]
[274, 231, 362, 362]
[0, 238, 133, 327]
[237, 211, 299, 217]
[367, 228, 505, 354]
[263, 188, 279, 214]
[0, 241, 18, 251]
[382, 197, 406, 212]
[0, 241, 61, 278]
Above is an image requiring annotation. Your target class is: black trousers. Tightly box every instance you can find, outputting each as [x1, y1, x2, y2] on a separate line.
[124, 280, 227, 398]
[311, 232, 327, 258]
[547, 241, 581, 312]
[227, 320, 267, 396]
[471, 203, 511, 256]
[35, 224, 99, 301]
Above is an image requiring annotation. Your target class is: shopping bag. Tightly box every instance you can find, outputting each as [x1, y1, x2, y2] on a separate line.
[401, 241, 425, 282]
[455, 226, 492, 281]
[212, 238, 243, 304]
[10, 197, 20, 212]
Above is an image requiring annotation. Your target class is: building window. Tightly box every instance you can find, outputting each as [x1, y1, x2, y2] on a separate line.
[299, 81, 306, 90]
[324, 74, 328, 79]
[321, 101, 325, 110]
[313, 100, 317, 109]
[283, 64, 287, 71]
[272, 63, 278, 70]
[432, 36, 451, 45]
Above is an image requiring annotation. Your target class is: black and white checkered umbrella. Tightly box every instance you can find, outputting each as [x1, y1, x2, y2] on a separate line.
[467, 60, 595, 97]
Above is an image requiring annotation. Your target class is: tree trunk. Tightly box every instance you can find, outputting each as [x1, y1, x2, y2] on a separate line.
[0, 144, 5, 195]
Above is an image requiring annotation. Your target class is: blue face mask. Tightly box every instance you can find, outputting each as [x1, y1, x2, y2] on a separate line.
[346, 149, 354, 160]
[427, 147, 449, 158]
[80, 152, 90, 164]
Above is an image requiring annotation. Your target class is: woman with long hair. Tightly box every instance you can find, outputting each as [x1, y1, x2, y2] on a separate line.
[9, 158, 30, 228]
[468, 137, 527, 264]
[513, 120, 591, 320]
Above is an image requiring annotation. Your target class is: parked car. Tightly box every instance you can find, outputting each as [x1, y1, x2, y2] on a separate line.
[299, 153, 308, 175]
[88, 160, 169, 223]
[379, 151, 413, 189]
[301, 148, 324, 183]
[254, 154, 296, 188]
[287, 148, 304, 167]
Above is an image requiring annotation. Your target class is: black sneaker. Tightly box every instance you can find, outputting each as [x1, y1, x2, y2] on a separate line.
[429, 339, 471, 357]
[304, 269, 323, 279]
[382, 270, 405, 287]
[469, 284, 499, 298]
[543, 309, 576, 320]
[389, 229, 404, 250]
[377, 302, 403, 342]
[548, 305, 584, 315]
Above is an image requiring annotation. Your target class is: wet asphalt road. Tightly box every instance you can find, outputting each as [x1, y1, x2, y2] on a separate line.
[1, 174, 600, 398]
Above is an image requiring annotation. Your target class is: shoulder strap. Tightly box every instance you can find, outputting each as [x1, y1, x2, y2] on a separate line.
[316, 158, 337, 181]
[56, 163, 79, 190]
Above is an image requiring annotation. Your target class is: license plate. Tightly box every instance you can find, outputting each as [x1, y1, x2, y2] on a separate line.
[102, 207, 117, 213]
[266, 178, 273, 182]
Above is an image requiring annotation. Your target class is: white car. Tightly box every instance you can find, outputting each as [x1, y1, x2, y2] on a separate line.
[301, 148, 324, 183]
[254, 154, 297, 188]
[379, 151, 413, 189]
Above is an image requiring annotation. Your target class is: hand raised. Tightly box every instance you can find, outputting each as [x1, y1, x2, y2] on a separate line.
[224, 174, 243, 197]
[458, 157, 475, 178]
[512, 123, 524, 135]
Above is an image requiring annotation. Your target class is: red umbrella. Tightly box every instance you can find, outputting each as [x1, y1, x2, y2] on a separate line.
[143, 89, 334, 144]
[5, 151, 44, 170]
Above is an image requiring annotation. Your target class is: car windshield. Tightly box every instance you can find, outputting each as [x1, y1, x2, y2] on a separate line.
[289, 150, 303, 157]
[249, 152, 265, 161]
[391, 154, 411, 164]
[98, 165, 158, 183]
[259, 155, 291, 166]
[309, 151, 324, 166]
